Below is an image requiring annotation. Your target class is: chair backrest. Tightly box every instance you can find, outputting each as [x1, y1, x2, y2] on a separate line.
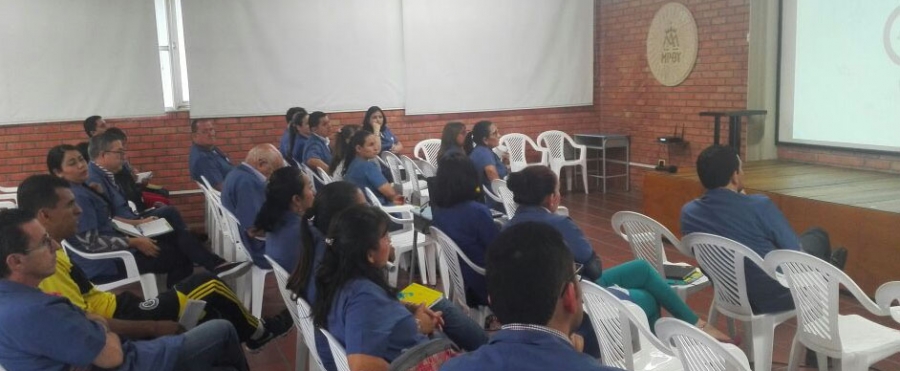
[681, 233, 761, 317]
[491, 179, 517, 219]
[655, 317, 752, 371]
[300, 164, 326, 191]
[316, 167, 333, 184]
[417, 160, 436, 178]
[536, 130, 572, 165]
[414, 139, 442, 168]
[429, 226, 485, 311]
[266, 255, 327, 371]
[217, 206, 253, 262]
[331, 162, 345, 181]
[610, 211, 680, 276]
[320, 328, 351, 371]
[381, 151, 405, 185]
[498, 133, 536, 172]
[763, 250, 888, 354]
[580, 280, 675, 370]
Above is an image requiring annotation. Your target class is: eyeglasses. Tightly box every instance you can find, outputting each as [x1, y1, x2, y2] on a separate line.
[104, 149, 127, 157]
[560, 263, 584, 297]
[22, 233, 53, 255]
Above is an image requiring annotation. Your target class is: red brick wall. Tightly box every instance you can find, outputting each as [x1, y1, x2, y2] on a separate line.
[596, 0, 751, 189]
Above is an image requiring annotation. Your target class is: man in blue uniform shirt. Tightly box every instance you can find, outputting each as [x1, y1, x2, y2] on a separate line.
[0, 208, 249, 371]
[221, 144, 284, 268]
[189, 119, 234, 191]
[441, 222, 624, 371]
[680, 145, 845, 314]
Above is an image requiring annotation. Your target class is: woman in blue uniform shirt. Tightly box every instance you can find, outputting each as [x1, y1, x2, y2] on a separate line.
[251, 166, 315, 271]
[340, 130, 404, 206]
[465, 120, 508, 209]
[437, 121, 467, 161]
[311, 205, 487, 371]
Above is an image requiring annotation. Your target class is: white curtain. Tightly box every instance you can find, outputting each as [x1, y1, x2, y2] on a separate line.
[181, 0, 406, 118]
[0, 0, 164, 125]
[401, 0, 594, 114]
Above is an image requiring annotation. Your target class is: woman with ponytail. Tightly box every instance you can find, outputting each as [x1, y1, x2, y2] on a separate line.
[251, 166, 315, 270]
[329, 124, 361, 178]
[465, 120, 507, 209]
[340, 130, 404, 205]
[279, 107, 309, 165]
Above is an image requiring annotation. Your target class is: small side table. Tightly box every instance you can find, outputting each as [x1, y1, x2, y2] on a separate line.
[573, 134, 630, 193]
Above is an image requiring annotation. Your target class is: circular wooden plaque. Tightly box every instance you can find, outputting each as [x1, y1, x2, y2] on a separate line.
[646, 2, 698, 86]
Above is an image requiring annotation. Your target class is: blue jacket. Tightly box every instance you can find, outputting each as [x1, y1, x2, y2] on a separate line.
[505, 205, 597, 265]
[221, 163, 268, 268]
[188, 143, 234, 189]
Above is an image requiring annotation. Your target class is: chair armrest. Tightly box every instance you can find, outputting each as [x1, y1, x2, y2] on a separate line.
[876, 281, 900, 322]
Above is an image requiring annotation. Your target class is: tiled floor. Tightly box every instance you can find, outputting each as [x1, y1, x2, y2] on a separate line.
[245, 189, 900, 370]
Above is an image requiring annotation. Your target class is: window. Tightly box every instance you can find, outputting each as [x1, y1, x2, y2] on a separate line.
[154, 0, 190, 110]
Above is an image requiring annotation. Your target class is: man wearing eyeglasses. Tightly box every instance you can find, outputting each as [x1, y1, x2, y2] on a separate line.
[0, 208, 249, 371]
[441, 222, 625, 371]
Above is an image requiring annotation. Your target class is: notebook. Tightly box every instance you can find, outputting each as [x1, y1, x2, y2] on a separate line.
[397, 283, 444, 308]
[663, 262, 698, 280]
[112, 218, 174, 238]
[136, 171, 153, 183]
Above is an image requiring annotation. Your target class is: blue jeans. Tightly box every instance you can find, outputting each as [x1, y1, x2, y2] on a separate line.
[431, 298, 489, 351]
[174, 319, 248, 371]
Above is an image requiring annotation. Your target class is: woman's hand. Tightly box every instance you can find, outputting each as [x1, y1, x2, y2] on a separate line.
[413, 304, 444, 335]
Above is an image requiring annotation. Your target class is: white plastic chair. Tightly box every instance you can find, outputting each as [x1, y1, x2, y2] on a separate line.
[198, 177, 227, 259]
[491, 179, 518, 219]
[300, 164, 327, 191]
[363, 188, 434, 286]
[266, 256, 324, 371]
[217, 205, 270, 317]
[416, 160, 436, 178]
[682, 233, 795, 371]
[400, 155, 429, 205]
[429, 226, 491, 326]
[321, 328, 351, 371]
[655, 318, 752, 371]
[611, 211, 711, 302]
[413, 139, 441, 169]
[537, 130, 589, 194]
[316, 167, 333, 185]
[499, 133, 548, 172]
[381, 152, 426, 200]
[61, 240, 159, 299]
[764, 250, 900, 371]
[580, 280, 682, 371]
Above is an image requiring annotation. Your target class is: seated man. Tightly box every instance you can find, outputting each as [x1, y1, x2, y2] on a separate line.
[441, 222, 625, 371]
[18, 175, 291, 352]
[189, 119, 234, 191]
[0, 208, 249, 371]
[86, 133, 246, 283]
[83, 115, 111, 138]
[680, 145, 845, 314]
[222, 144, 284, 268]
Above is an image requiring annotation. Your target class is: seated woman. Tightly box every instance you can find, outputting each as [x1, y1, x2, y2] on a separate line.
[430, 153, 497, 307]
[301, 111, 333, 175]
[465, 120, 507, 210]
[285, 181, 366, 305]
[361, 106, 399, 182]
[47, 144, 194, 286]
[437, 121, 467, 161]
[251, 166, 315, 271]
[329, 124, 361, 179]
[279, 107, 309, 166]
[340, 130, 404, 205]
[505, 165, 731, 341]
[312, 205, 487, 371]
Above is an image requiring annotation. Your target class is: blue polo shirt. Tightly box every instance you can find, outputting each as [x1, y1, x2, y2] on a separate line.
[279, 129, 309, 164]
[432, 200, 497, 307]
[469, 145, 507, 208]
[68, 182, 126, 279]
[441, 327, 624, 371]
[505, 206, 597, 266]
[344, 157, 390, 205]
[221, 163, 268, 268]
[88, 162, 139, 219]
[0, 280, 182, 371]
[319, 278, 426, 371]
[378, 126, 399, 153]
[302, 134, 332, 170]
[265, 211, 302, 271]
[680, 188, 800, 313]
[189, 143, 234, 189]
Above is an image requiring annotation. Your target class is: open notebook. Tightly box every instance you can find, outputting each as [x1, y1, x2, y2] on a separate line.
[397, 283, 443, 308]
[112, 218, 173, 238]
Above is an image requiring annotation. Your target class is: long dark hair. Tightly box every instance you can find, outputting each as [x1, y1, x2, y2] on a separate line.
[339, 130, 375, 176]
[464, 120, 493, 155]
[285, 181, 362, 300]
[287, 108, 308, 163]
[437, 122, 466, 160]
[311, 204, 392, 328]
[253, 166, 310, 232]
[330, 124, 361, 172]
[431, 152, 481, 208]
[506, 165, 557, 206]
[361, 106, 387, 133]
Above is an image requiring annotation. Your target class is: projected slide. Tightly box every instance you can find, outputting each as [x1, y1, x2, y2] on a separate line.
[779, 1, 900, 152]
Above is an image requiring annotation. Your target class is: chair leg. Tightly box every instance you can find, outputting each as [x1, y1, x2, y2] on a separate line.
[295, 330, 308, 371]
[139, 273, 159, 299]
[786, 334, 802, 371]
[250, 268, 267, 318]
[750, 318, 775, 371]
[817, 352, 829, 371]
[580, 163, 589, 194]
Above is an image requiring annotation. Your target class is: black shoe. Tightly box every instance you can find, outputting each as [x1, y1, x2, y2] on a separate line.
[245, 311, 294, 353]
[830, 247, 848, 270]
[213, 261, 251, 279]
